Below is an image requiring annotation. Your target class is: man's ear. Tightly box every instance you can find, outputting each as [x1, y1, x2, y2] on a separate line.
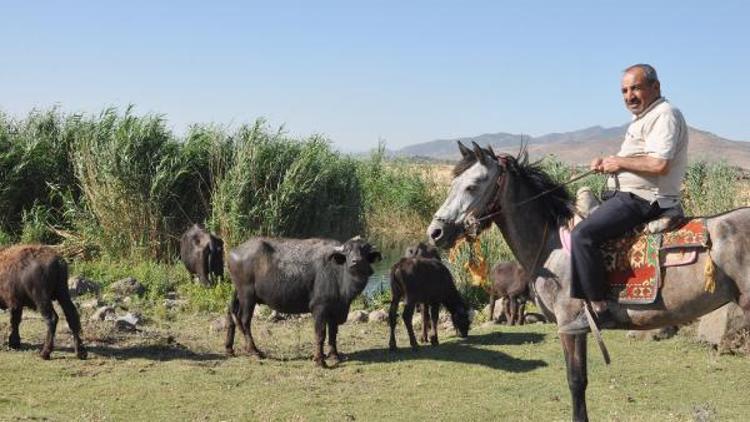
[368, 251, 382, 263]
[329, 252, 347, 265]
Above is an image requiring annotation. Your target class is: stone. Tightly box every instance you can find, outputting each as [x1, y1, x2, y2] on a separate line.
[368, 309, 388, 322]
[697, 303, 750, 345]
[115, 319, 137, 332]
[80, 298, 103, 310]
[91, 306, 116, 321]
[116, 312, 142, 327]
[163, 299, 188, 310]
[523, 313, 547, 324]
[268, 310, 286, 322]
[626, 326, 678, 341]
[68, 275, 100, 297]
[483, 298, 506, 321]
[165, 291, 178, 300]
[347, 310, 368, 323]
[108, 277, 146, 297]
[210, 317, 227, 333]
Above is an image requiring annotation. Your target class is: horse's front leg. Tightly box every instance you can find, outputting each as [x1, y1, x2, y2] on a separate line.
[560, 333, 589, 422]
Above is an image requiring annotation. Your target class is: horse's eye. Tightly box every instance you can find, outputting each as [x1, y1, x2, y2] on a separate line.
[466, 185, 477, 192]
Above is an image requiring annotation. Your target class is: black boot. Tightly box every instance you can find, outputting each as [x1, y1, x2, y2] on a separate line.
[559, 308, 616, 335]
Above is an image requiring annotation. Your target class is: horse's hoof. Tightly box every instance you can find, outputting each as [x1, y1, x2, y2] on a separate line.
[430, 337, 439, 346]
[249, 351, 265, 359]
[40, 351, 51, 360]
[225, 348, 235, 357]
[314, 357, 328, 368]
[77, 349, 88, 360]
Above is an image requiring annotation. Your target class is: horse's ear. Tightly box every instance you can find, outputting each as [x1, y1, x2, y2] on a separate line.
[457, 140, 472, 158]
[471, 141, 487, 165]
[487, 145, 496, 158]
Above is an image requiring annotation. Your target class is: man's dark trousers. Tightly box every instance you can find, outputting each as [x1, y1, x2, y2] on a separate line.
[570, 191, 665, 301]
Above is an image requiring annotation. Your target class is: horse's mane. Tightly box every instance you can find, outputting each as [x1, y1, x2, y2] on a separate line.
[453, 144, 574, 226]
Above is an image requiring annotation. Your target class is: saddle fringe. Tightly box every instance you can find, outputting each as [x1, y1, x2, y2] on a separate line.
[704, 252, 716, 293]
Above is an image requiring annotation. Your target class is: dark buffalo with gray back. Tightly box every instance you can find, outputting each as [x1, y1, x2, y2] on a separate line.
[404, 241, 441, 260]
[488, 261, 529, 325]
[180, 224, 224, 286]
[225, 235, 381, 367]
[0, 245, 86, 360]
[389, 255, 470, 351]
[403, 241, 443, 343]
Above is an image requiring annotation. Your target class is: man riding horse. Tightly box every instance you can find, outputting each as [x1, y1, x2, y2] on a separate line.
[560, 63, 689, 334]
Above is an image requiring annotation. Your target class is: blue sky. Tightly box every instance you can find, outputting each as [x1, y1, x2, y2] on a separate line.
[2, 1, 749, 151]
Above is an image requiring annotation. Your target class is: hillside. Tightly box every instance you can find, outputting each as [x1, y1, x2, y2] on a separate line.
[397, 125, 750, 168]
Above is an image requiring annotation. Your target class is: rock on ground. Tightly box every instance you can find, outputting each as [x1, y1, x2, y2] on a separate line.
[91, 306, 116, 321]
[697, 303, 750, 345]
[347, 310, 368, 323]
[108, 277, 146, 297]
[368, 309, 388, 322]
[626, 326, 678, 341]
[68, 275, 100, 297]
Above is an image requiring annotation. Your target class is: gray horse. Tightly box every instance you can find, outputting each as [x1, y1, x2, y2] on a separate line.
[427, 141, 750, 422]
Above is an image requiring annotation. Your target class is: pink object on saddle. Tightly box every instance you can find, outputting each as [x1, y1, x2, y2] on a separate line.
[560, 226, 572, 256]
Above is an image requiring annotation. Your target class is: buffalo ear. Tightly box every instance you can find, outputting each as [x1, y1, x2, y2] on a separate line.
[471, 141, 487, 165]
[329, 252, 347, 265]
[457, 141, 472, 158]
[368, 251, 383, 263]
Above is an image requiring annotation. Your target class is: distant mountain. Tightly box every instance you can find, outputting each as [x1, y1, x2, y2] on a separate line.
[395, 125, 750, 169]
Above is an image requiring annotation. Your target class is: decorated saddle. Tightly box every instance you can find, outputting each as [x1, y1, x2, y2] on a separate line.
[560, 218, 711, 305]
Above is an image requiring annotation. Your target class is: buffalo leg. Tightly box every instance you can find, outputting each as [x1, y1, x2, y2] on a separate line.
[429, 303, 440, 346]
[388, 298, 400, 351]
[488, 293, 497, 322]
[38, 301, 59, 360]
[560, 333, 589, 422]
[503, 296, 513, 325]
[509, 295, 518, 326]
[420, 305, 430, 343]
[224, 291, 240, 356]
[238, 292, 263, 358]
[313, 314, 327, 367]
[402, 302, 418, 350]
[8, 307, 22, 349]
[326, 320, 340, 364]
[57, 293, 87, 359]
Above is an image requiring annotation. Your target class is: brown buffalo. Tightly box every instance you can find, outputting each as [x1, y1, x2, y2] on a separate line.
[0, 245, 86, 360]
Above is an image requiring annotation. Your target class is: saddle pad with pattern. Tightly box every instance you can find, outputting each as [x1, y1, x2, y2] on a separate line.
[561, 218, 709, 305]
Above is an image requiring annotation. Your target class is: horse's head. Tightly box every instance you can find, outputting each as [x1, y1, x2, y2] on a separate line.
[427, 141, 504, 249]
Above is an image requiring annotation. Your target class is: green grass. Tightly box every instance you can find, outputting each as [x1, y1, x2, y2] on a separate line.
[0, 309, 747, 421]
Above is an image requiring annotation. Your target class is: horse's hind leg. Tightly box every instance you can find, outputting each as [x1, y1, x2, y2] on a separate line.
[560, 333, 589, 422]
[8, 307, 22, 349]
[38, 301, 58, 360]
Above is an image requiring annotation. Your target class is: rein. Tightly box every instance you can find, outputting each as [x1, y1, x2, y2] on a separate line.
[471, 162, 597, 225]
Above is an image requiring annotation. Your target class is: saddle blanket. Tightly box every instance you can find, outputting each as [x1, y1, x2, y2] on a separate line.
[560, 218, 709, 304]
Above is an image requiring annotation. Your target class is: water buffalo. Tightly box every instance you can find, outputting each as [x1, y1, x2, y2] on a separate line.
[224, 236, 381, 367]
[0, 245, 86, 360]
[180, 224, 224, 286]
[403, 241, 443, 343]
[488, 261, 529, 325]
[389, 256, 470, 350]
[404, 241, 441, 260]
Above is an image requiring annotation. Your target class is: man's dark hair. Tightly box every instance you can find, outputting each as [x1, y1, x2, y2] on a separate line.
[624, 63, 659, 83]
